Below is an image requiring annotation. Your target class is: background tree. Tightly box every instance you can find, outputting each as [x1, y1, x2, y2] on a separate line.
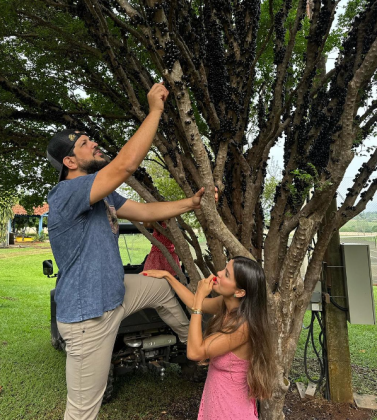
[0, 191, 17, 247]
[1, 0, 377, 418]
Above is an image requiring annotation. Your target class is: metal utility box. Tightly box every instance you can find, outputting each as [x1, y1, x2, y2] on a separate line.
[341, 244, 376, 325]
[308, 280, 322, 312]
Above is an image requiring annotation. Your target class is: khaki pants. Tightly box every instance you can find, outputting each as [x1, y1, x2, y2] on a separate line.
[57, 274, 189, 420]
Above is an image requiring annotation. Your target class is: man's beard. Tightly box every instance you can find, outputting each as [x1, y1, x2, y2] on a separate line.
[78, 158, 109, 174]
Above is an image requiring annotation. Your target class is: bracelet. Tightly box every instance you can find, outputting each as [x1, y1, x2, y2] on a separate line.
[192, 309, 203, 315]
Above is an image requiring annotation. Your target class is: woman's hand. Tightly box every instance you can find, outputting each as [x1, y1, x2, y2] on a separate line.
[195, 274, 217, 299]
[141, 269, 170, 279]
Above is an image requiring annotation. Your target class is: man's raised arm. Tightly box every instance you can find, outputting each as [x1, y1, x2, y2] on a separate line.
[116, 187, 218, 222]
[90, 83, 169, 204]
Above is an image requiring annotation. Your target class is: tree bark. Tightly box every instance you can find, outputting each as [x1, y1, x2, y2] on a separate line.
[260, 374, 290, 420]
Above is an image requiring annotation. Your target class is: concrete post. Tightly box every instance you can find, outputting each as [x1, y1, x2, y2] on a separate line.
[322, 198, 354, 403]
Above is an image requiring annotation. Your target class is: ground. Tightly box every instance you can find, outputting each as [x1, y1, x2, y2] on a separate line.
[108, 383, 376, 419]
[167, 388, 376, 420]
[283, 387, 375, 420]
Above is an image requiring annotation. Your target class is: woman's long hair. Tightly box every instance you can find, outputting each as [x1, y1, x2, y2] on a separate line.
[203, 256, 275, 400]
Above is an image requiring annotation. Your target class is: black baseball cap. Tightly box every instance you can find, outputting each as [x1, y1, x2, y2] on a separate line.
[47, 129, 88, 181]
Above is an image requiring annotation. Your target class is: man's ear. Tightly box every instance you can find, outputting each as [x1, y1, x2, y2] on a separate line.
[62, 156, 77, 170]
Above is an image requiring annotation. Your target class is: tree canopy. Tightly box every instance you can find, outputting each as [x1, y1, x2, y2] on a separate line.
[1, 0, 377, 418]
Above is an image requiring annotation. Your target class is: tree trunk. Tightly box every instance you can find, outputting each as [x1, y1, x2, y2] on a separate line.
[259, 375, 290, 420]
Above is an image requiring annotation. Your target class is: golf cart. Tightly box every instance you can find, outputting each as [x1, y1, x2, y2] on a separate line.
[43, 222, 203, 401]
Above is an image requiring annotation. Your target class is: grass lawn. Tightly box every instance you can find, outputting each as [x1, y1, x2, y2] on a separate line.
[0, 245, 67, 419]
[340, 219, 377, 234]
[1, 241, 376, 419]
[118, 233, 152, 265]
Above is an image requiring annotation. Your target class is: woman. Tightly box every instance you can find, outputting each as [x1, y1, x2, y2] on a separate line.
[142, 256, 275, 420]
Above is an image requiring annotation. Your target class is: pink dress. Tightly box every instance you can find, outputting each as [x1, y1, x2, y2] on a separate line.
[143, 224, 180, 276]
[197, 352, 258, 420]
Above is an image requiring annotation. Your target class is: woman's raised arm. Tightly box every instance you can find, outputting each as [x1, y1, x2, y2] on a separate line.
[141, 270, 223, 315]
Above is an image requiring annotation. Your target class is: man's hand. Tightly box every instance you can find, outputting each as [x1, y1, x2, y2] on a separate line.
[147, 83, 169, 114]
[191, 187, 219, 209]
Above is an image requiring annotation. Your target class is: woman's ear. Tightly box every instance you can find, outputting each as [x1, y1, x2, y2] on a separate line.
[235, 289, 246, 298]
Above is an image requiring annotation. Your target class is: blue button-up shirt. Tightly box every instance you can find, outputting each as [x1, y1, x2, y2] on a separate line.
[47, 173, 127, 323]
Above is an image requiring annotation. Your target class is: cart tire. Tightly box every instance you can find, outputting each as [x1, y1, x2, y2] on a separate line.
[179, 361, 207, 382]
[51, 334, 66, 352]
[103, 364, 114, 404]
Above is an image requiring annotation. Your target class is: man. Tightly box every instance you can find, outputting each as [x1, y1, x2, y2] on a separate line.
[46, 83, 210, 420]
